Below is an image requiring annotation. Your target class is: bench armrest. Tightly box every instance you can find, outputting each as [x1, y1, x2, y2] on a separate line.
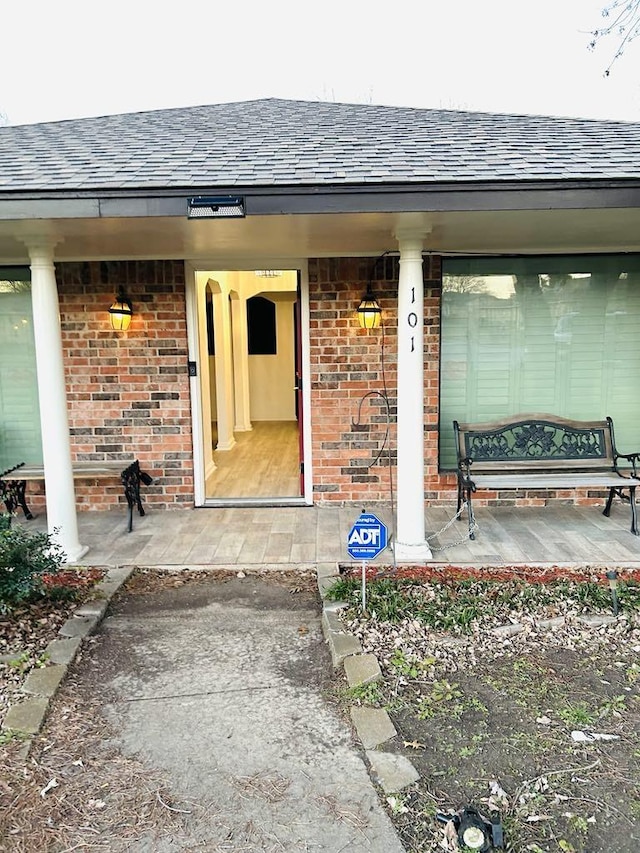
[458, 456, 474, 480]
[615, 451, 640, 477]
[0, 462, 25, 479]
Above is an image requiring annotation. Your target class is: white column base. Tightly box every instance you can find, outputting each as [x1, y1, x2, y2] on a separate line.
[63, 543, 90, 565]
[234, 424, 253, 433]
[216, 438, 236, 451]
[394, 541, 433, 562]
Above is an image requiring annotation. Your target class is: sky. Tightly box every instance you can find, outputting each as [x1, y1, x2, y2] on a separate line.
[2, 0, 639, 126]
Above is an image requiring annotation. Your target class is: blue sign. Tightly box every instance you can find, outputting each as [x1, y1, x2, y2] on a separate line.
[347, 512, 388, 560]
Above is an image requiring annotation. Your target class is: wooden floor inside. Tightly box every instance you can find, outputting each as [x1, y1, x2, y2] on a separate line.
[205, 421, 300, 499]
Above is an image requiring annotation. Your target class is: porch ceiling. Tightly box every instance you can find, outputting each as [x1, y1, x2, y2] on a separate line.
[1, 207, 640, 263]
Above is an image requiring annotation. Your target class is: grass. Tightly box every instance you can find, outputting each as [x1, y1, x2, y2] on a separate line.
[326, 574, 640, 633]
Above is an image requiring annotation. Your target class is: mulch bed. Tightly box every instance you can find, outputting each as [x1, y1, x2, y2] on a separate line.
[340, 562, 640, 584]
[0, 567, 104, 730]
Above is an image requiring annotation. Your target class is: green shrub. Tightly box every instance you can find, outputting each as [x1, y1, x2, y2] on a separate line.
[0, 525, 66, 612]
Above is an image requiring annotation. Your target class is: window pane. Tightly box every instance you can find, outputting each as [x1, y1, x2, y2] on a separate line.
[439, 256, 640, 468]
[247, 296, 277, 355]
[0, 274, 43, 470]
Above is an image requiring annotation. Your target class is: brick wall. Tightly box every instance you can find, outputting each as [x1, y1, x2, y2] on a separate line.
[309, 256, 604, 510]
[27, 260, 193, 512]
[309, 255, 456, 504]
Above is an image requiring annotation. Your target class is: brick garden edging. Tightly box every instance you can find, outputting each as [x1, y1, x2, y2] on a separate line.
[317, 562, 421, 795]
[1, 565, 135, 755]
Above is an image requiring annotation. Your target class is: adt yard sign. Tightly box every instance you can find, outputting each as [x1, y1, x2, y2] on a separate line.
[347, 512, 388, 560]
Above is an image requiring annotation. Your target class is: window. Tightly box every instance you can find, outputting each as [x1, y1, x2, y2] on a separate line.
[439, 255, 640, 469]
[206, 292, 215, 355]
[0, 270, 43, 469]
[247, 295, 277, 355]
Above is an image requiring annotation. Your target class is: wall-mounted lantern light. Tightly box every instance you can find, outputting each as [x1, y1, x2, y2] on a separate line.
[108, 289, 133, 331]
[187, 196, 246, 219]
[357, 289, 382, 329]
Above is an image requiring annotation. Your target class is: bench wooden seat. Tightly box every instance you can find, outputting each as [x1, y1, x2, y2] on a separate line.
[16, 460, 131, 480]
[453, 414, 640, 539]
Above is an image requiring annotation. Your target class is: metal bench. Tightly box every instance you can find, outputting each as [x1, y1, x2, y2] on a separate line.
[0, 463, 33, 522]
[0, 459, 153, 531]
[453, 414, 640, 539]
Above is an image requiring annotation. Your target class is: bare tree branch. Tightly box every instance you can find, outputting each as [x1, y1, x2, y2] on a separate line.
[589, 0, 640, 75]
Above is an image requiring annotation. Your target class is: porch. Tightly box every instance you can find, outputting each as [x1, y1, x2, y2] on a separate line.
[16, 502, 640, 568]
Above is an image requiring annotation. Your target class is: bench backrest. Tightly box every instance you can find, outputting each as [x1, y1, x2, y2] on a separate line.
[453, 414, 615, 473]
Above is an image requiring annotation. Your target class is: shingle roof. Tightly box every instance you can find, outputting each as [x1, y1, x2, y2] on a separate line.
[0, 98, 639, 192]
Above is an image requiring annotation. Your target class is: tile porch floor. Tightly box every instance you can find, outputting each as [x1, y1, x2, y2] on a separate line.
[18, 501, 640, 568]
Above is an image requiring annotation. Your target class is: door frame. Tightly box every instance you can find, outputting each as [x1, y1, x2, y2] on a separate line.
[185, 258, 313, 507]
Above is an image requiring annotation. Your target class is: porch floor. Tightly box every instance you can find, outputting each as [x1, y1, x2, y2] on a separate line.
[18, 501, 640, 567]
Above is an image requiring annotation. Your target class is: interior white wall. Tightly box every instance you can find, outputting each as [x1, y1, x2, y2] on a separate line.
[248, 292, 297, 421]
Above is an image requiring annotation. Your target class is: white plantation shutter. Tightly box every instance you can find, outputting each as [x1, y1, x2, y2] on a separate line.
[0, 276, 43, 471]
[439, 257, 640, 469]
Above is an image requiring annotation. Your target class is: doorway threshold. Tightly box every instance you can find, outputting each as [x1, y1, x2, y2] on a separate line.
[202, 497, 309, 508]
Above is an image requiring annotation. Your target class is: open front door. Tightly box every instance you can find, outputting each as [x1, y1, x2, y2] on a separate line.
[294, 275, 305, 495]
[196, 268, 305, 503]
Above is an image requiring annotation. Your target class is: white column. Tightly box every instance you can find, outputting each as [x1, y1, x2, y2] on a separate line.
[394, 231, 432, 561]
[28, 244, 87, 563]
[197, 282, 215, 479]
[212, 290, 236, 451]
[230, 294, 252, 432]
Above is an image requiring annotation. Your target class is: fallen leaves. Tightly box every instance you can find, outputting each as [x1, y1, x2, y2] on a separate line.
[1, 588, 102, 727]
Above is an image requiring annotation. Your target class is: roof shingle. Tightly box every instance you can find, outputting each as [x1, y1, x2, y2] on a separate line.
[0, 97, 639, 192]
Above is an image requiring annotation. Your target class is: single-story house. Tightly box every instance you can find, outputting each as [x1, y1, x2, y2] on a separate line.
[1, 98, 640, 561]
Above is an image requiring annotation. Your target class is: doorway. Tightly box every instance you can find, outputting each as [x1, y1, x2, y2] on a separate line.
[194, 269, 305, 503]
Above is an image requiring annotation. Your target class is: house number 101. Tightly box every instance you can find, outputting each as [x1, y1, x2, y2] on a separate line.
[408, 286, 418, 352]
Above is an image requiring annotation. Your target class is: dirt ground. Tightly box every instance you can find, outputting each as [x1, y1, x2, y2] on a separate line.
[384, 644, 640, 852]
[339, 574, 640, 853]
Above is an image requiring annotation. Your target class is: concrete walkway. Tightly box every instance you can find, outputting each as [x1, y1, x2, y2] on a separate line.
[84, 572, 405, 851]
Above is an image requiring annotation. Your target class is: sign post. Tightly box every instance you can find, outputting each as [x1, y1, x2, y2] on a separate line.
[347, 512, 388, 612]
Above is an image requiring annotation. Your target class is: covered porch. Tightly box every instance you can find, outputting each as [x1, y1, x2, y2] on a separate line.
[3, 100, 640, 567]
[16, 502, 640, 568]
